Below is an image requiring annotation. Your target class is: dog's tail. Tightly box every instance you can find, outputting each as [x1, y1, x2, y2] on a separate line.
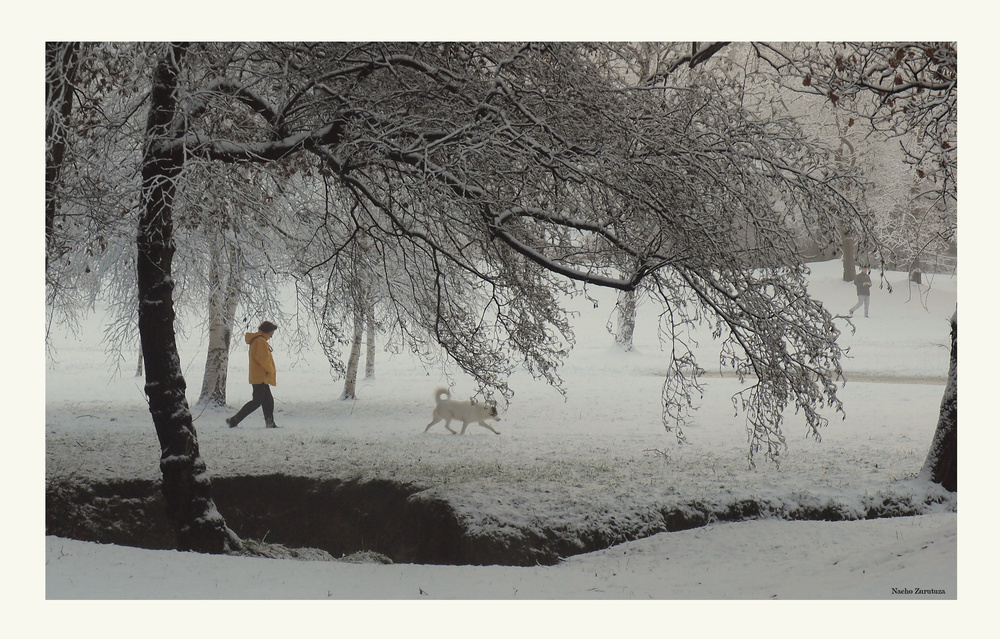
[434, 387, 451, 404]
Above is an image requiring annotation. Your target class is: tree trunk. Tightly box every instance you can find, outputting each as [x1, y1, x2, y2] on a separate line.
[364, 303, 376, 379]
[920, 311, 957, 492]
[137, 44, 240, 554]
[833, 110, 858, 283]
[45, 42, 80, 267]
[615, 288, 636, 351]
[342, 307, 364, 399]
[198, 238, 242, 407]
[839, 227, 857, 282]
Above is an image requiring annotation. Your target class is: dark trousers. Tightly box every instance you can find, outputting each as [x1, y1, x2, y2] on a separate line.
[230, 383, 275, 426]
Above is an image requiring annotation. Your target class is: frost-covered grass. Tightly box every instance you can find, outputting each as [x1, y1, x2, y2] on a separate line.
[43, 260, 959, 609]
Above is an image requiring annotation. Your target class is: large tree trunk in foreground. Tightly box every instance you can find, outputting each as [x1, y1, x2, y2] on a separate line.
[137, 44, 240, 553]
[921, 310, 957, 492]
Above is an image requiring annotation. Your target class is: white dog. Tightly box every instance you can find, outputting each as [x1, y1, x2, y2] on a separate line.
[424, 388, 501, 435]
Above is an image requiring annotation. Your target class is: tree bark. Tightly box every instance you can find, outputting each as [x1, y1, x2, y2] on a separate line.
[342, 307, 364, 399]
[137, 44, 240, 553]
[921, 311, 957, 492]
[841, 228, 857, 282]
[615, 289, 636, 351]
[364, 303, 376, 379]
[833, 109, 858, 283]
[45, 42, 80, 267]
[198, 238, 242, 407]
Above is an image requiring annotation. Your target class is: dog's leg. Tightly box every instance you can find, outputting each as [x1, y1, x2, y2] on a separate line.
[424, 417, 442, 433]
[478, 421, 501, 435]
[459, 421, 470, 434]
[444, 419, 457, 434]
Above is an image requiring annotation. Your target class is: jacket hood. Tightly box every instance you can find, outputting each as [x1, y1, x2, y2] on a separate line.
[245, 331, 270, 344]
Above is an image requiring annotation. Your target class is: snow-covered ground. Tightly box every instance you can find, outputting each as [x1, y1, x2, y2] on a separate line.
[46, 513, 954, 600]
[37, 259, 975, 629]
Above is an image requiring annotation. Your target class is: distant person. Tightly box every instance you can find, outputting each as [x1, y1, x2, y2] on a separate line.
[227, 321, 279, 428]
[849, 267, 872, 318]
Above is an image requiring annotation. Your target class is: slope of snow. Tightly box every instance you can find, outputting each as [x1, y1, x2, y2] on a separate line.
[46, 512, 955, 599]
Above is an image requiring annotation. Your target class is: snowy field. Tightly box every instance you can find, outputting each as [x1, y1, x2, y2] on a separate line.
[36, 259, 976, 630]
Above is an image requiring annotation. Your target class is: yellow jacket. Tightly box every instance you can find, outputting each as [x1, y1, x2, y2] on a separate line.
[246, 331, 276, 385]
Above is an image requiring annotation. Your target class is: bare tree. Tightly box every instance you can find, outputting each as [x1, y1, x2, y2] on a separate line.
[50, 42, 907, 552]
[136, 44, 242, 552]
[45, 43, 150, 352]
[197, 42, 864, 462]
[755, 42, 956, 262]
[180, 163, 286, 408]
[340, 237, 373, 399]
[75, 43, 338, 551]
[342, 307, 365, 400]
[278, 43, 865, 461]
[754, 42, 958, 489]
[45, 42, 81, 269]
[197, 228, 243, 406]
[920, 311, 956, 491]
[613, 288, 638, 352]
[365, 305, 377, 378]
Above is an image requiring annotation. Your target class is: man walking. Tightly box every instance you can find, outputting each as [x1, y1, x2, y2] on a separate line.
[849, 267, 872, 318]
[227, 321, 279, 428]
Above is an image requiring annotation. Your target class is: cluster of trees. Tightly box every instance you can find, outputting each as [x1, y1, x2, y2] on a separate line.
[765, 43, 956, 279]
[45, 42, 956, 553]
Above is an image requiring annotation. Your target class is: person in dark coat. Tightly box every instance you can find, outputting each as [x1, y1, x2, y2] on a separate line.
[849, 267, 872, 318]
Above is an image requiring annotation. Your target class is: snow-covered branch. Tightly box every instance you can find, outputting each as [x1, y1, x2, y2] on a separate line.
[154, 120, 346, 163]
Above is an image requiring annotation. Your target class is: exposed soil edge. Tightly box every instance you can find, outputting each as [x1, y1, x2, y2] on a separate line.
[45, 475, 951, 566]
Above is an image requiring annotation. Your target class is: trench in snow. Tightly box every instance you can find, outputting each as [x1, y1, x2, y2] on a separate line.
[45, 474, 942, 566]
